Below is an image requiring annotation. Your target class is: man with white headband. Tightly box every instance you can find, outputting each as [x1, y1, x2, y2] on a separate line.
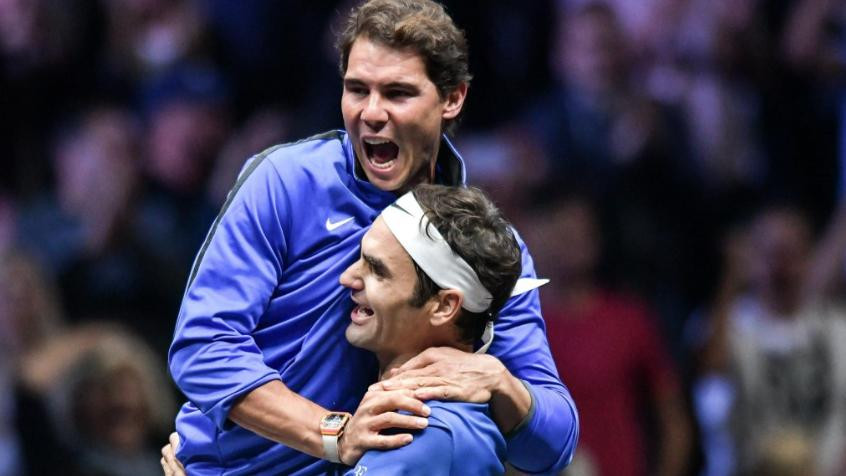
[165, 0, 578, 474]
[336, 184, 538, 474]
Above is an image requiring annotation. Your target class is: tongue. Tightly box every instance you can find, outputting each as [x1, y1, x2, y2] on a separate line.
[370, 142, 399, 164]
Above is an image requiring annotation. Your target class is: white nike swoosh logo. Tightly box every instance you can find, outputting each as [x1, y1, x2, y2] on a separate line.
[325, 216, 354, 231]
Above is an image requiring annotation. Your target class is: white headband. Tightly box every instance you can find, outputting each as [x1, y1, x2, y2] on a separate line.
[380, 191, 549, 319]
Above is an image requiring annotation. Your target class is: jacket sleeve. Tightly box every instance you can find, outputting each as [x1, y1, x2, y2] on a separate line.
[168, 154, 290, 431]
[493, 231, 579, 474]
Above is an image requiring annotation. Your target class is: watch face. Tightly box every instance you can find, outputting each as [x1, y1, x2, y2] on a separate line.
[323, 414, 345, 429]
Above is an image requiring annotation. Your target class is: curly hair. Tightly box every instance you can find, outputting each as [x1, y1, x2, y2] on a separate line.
[407, 184, 522, 344]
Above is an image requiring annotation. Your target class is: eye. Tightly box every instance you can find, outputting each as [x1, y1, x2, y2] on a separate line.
[385, 89, 412, 100]
[345, 84, 368, 97]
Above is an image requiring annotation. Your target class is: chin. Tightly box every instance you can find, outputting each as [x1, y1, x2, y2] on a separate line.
[361, 168, 405, 192]
[345, 325, 372, 351]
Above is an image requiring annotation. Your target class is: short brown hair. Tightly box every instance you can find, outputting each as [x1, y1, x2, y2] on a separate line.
[337, 0, 472, 133]
[407, 184, 522, 344]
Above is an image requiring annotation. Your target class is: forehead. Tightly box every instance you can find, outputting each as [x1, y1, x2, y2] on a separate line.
[362, 217, 416, 270]
[345, 37, 431, 85]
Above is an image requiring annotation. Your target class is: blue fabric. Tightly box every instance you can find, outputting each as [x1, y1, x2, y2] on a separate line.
[169, 130, 578, 475]
[340, 401, 505, 476]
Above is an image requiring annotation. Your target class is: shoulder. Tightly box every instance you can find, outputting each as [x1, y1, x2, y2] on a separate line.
[427, 401, 496, 431]
[229, 130, 350, 204]
[348, 424, 454, 475]
[428, 401, 506, 472]
[348, 402, 505, 476]
[260, 130, 347, 176]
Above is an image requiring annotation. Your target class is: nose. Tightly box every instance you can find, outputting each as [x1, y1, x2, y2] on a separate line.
[340, 260, 364, 290]
[361, 94, 388, 129]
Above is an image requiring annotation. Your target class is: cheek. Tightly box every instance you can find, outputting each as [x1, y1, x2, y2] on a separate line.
[341, 97, 360, 127]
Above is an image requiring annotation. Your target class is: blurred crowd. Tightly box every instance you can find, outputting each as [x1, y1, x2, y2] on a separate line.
[1, 0, 845, 475]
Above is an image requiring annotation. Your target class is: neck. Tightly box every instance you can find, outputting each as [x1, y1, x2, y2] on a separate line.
[378, 353, 418, 381]
[396, 164, 435, 195]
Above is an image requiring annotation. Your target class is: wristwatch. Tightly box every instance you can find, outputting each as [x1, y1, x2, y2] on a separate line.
[320, 412, 352, 463]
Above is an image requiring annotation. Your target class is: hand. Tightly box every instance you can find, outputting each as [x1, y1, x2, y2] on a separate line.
[371, 347, 507, 403]
[160, 432, 185, 476]
[338, 388, 430, 465]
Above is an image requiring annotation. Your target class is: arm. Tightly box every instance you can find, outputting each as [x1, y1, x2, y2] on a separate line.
[228, 380, 331, 458]
[169, 155, 427, 461]
[375, 235, 579, 474]
[168, 155, 290, 432]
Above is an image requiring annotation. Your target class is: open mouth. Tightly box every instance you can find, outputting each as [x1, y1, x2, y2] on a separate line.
[351, 304, 375, 324]
[363, 138, 399, 170]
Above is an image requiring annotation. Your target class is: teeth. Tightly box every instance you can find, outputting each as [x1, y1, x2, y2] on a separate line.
[363, 138, 391, 145]
[368, 158, 393, 169]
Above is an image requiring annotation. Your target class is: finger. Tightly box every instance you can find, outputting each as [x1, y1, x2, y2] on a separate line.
[161, 457, 173, 476]
[364, 433, 414, 450]
[396, 347, 450, 371]
[369, 412, 429, 432]
[361, 390, 431, 416]
[161, 444, 176, 467]
[368, 381, 387, 392]
[383, 366, 442, 383]
[169, 431, 180, 448]
[413, 385, 475, 402]
[360, 388, 415, 407]
[380, 376, 449, 391]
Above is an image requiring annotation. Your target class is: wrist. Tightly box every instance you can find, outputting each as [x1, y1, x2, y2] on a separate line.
[337, 431, 349, 466]
[489, 372, 533, 434]
[489, 359, 515, 398]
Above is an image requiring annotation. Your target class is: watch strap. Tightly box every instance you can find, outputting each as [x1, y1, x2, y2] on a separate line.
[322, 433, 343, 463]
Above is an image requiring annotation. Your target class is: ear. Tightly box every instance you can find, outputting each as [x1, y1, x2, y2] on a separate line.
[441, 82, 468, 121]
[428, 289, 463, 327]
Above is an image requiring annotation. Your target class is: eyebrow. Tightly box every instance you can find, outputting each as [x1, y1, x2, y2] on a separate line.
[363, 253, 392, 279]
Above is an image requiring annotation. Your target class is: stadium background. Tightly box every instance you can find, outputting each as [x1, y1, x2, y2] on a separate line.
[1, 0, 844, 474]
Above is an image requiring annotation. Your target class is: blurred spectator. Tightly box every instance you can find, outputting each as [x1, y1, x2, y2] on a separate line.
[652, 0, 767, 195]
[0, 1, 845, 474]
[198, 1, 343, 130]
[442, 0, 556, 129]
[783, 0, 846, 78]
[102, 0, 209, 79]
[0, 0, 104, 196]
[15, 106, 171, 341]
[0, 251, 65, 475]
[526, 196, 691, 476]
[691, 205, 846, 476]
[26, 324, 175, 476]
[133, 64, 231, 319]
[207, 107, 291, 206]
[782, 0, 846, 204]
[527, 3, 691, 186]
[523, 2, 707, 346]
[456, 126, 549, 223]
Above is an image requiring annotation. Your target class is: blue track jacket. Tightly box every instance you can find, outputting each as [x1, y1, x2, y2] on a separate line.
[169, 130, 578, 475]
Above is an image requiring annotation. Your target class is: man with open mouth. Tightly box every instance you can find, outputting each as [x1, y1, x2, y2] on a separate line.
[164, 1, 578, 475]
[335, 184, 534, 475]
